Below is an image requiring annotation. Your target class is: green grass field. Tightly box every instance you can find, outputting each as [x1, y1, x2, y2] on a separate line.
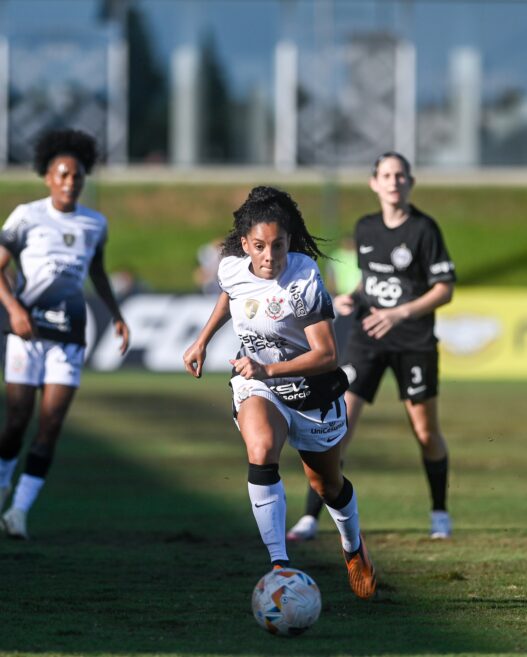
[0, 371, 525, 657]
[1, 180, 527, 291]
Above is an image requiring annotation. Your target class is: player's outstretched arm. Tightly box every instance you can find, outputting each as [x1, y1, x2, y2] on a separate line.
[89, 249, 130, 354]
[183, 291, 231, 378]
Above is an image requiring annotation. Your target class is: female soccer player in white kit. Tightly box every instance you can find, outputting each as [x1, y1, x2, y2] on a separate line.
[0, 129, 129, 539]
[183, 186, 376, 600]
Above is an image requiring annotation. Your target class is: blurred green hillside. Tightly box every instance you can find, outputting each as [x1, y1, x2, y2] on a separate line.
[1, 180, 526, 292]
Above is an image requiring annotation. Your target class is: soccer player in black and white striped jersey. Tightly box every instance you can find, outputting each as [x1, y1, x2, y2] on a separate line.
[288, 152, 456, 543]
[183, 186, 376, 600]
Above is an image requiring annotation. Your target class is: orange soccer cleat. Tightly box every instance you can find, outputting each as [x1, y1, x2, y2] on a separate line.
[344, 533, 377, 600]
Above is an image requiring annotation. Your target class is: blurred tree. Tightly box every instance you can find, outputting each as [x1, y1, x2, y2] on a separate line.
[98, 0, 168, 161]
[198, 31, 233, 163]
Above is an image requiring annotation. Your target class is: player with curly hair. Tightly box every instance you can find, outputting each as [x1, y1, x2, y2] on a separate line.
[183, 186, 377, 600]
[0, 129, 129, 539]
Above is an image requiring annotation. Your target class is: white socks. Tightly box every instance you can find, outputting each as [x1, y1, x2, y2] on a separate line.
[0, 457, 18, 488]
[325, 492, 361, 554]
[11, 474, 45, 513]
[248, 480, 288, 564]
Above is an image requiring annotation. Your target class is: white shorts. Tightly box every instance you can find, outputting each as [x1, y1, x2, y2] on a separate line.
[230, 375, 347, 453]
[4, 334, 85, 388]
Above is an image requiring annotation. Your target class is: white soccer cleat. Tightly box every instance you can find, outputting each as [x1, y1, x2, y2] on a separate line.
[430, 510, 452, 539]
[0, 486, 10, 513]
[1, 507, 29, 540]
[286, 515, 318, 542]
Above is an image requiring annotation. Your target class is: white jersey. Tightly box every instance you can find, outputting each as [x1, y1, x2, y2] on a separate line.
[0, 197, 108, 344]
[219, 252, 341, 407]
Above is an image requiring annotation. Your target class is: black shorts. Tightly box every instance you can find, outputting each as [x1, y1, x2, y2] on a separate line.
[341, 347, 439, 404]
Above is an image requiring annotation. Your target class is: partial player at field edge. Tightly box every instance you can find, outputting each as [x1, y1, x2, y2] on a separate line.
[0, 129, 129, 539]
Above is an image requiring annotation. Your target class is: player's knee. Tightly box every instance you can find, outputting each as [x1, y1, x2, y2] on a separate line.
[1, 413, 31, 450]
[309, 477, 342, 503]
[3, 418, 27, 439]
[416, 428, 446, 456]
[6, 402, 33, 433]
[39, 410, 67, 439]
[308, 478, 324, 498]
[416, 426, 438, 445]
[245, 442, 280, 465]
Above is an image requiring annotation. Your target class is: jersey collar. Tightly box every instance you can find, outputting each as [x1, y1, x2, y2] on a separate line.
[46, 197, 76, 221]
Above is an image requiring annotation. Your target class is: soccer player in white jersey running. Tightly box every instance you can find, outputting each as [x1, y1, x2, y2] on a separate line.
[287, 152, 456, 544]
[0, 129, 130, 539]
[183, 186, 376, 600]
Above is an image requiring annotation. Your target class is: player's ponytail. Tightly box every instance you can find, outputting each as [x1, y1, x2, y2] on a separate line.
[221, 186, 327, 260]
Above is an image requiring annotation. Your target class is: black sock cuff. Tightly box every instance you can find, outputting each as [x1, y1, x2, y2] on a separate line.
[248, 462, 280, 486]
[0, 444, 21, 461]
[25, 446, 53, 478]
[423, 456, 448, 474]
[326, 477, 354, 510]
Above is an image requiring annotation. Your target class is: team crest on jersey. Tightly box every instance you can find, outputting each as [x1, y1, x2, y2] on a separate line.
[244, 299, 260, 319]
[63, 233, 76, 247]
[265, 297, 285, 320]
[391, 243, 412, 270]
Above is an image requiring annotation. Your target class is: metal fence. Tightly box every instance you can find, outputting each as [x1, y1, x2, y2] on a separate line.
[1, 0, 526, 169]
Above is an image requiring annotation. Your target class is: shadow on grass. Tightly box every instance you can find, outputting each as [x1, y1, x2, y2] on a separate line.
[0, 375, 520, 656]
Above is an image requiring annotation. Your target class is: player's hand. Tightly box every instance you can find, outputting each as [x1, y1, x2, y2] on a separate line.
[362, 306, 407, 339]
[333, 293, 355, 316]
[229, 357, 267, 380]
[114, 319, 130, 355]
[9, 304, 35, 339]
[183, 341, 207, 378]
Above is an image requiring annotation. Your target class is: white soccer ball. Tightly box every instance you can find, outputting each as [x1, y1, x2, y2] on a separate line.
[251, 567, 322, 636]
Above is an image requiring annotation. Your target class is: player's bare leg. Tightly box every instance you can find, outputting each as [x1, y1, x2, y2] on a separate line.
[0, 384, 37, 516]
[405, 397, 451, 538]
[287, 392, 365, 542]
[2, 384, 76, 539]
[237, 396, 289, 567]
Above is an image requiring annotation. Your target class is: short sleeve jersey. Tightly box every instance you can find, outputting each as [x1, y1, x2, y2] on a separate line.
[350, 205, 456, 351]
[0, 197, 108, 345]
[218, 251, 334, 389]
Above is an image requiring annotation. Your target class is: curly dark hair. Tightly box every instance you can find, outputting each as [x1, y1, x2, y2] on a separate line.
[33, 129, 98, 176]
[221, 186, 327, 260]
